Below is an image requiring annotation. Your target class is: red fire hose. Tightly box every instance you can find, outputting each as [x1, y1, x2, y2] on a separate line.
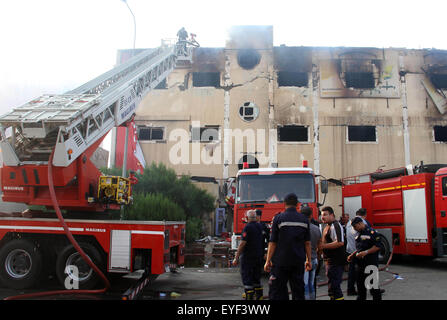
[5, 151, 111, 300]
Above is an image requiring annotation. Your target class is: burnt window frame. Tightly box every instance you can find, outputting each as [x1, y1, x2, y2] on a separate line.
[277, 71, 309, 87]
[346, 125, 378, 144]
[277, 125, 310, 144]
[433, 125, 447, 143]
[429, 74, 447, 90]
[192, 72, 221, 88]
[137, 126, 165, 142]
[190, 125, 220, 143]
[344, 72, 376, 89]
[339, 57, 380, 90]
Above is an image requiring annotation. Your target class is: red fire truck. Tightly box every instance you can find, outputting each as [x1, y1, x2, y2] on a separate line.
[342, 163, 447, 260]
[230, 161, 328, 250]
[0, 39, 193, 297]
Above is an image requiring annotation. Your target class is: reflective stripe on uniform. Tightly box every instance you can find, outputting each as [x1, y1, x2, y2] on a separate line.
[278, 222, 308, 229]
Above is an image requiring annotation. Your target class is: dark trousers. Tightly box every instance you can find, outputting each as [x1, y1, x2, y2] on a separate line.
[240, 257, 262, 289]
[268, 263, 305, 300]
[327, 264, 344, 300]
[347, 259, 357, 292]
[356, 261, 382, 301]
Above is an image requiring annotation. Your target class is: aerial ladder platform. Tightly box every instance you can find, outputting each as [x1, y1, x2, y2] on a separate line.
[0, 40, 194, 212]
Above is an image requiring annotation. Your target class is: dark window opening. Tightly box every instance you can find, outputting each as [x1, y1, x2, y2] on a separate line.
[345, 72, 375, 89]
[430, 74, 447, 90]
[192, 72, 220, 87]
[191, 126, 219, 142]
[278, 125, 309, 142]
[155, 78, 167, 89]
[237, 155, 259, 170]
[348, 126, 376, 142]
[138, 127, 164, 141]
[277, 71, 308, 87]
[434, 126, 447, 142]
[237, 49, 261, 70]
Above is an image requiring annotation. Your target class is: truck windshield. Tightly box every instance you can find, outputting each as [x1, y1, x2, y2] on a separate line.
[237, 173, 315, 203]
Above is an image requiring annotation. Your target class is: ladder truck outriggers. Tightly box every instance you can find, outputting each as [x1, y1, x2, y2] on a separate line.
[0, 37, 196, 297]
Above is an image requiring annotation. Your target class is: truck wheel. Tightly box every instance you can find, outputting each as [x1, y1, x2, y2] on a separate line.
[0, 239, 43, 289]
[376, 234, 391, 265]
[56, 242, 104, 290]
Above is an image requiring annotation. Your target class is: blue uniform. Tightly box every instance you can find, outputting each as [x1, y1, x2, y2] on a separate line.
[240, 221, 263, 297]
[268, 207, 310, 300]
[354, 226, 382, 301]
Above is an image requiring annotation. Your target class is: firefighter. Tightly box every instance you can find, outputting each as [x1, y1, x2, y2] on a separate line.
[176, 27, 188, 55]
[232, 210, 264, 300]
[264, 193, 312, 300]
[347, 217, 382, 301]
[255, 209, 270, 257]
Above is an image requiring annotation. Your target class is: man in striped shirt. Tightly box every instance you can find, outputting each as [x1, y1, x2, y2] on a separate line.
[264, 193, 312, 300]
[320, 206, 345, 300]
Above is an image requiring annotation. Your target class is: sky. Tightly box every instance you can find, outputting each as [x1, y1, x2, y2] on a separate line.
[0, 0, 445, 151]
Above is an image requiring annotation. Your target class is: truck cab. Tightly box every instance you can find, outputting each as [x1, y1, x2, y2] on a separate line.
[231, 162, 324, 250]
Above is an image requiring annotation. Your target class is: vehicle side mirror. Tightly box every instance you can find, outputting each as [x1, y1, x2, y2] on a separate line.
[320, 180, 328, 194]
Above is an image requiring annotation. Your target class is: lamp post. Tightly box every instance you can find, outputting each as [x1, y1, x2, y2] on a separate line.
[121, 0, 136, 50]
[120, 0, 136, 179]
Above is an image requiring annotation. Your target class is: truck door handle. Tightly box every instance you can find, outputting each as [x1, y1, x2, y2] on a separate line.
[441, 211, 446, 218]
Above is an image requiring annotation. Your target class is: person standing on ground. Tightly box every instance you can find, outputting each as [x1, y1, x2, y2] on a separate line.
[345, 212, 358, 296]
[320, 206, 345, 300]
[301, 207, 321, 300]
[347, 217, 382, 301]
[264, 193, 312, 300]
[256, 209, 270, 260]
[232, 210, 264, 300]
[346, 208, 370, 296]
[357, 208, 371, 227]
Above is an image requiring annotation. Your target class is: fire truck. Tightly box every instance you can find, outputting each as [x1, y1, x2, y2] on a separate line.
[230, 161, 328, 250]
[342, 162, 447, 260]
[0, 38, 197, 297]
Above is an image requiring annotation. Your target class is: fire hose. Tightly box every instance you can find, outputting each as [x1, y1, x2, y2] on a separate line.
[4, 150, 111, 300]
[315, 243, 399, 299]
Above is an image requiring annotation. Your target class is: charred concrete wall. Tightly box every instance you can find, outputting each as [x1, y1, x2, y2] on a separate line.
[133, 26, 447, 216]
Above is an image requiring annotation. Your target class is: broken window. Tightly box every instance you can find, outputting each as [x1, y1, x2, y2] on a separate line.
[192, 72, 220, 87]
[138, 127, 164, 141]
[345, 72, 375, 89]
[277, 125, 309, 142]
[277, 71, 309, 87]
[430, 74, 447, 90]
[239, 102, 259, 122]
[434, 126, 447, 142]
[191, 125, 220, 142]
[237, 49, 261, 70]
[347, 126, 377, 142]
[339, 57, 380, 89]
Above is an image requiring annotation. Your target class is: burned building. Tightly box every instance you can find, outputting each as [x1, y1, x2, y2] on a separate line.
[115, 25, 447, 218]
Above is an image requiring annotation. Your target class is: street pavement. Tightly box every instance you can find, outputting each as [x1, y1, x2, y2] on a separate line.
[141, 256, 447, 300]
